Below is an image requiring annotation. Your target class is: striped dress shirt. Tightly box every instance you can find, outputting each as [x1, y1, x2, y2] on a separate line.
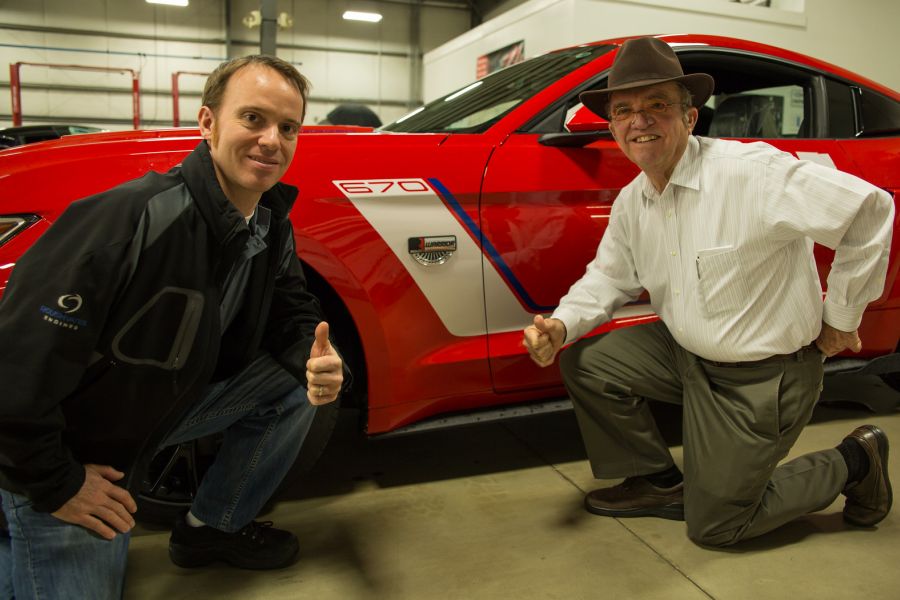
[552, 135, 894, 362]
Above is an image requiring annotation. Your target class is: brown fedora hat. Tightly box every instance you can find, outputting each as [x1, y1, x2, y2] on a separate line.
[580, 36, 714, 119]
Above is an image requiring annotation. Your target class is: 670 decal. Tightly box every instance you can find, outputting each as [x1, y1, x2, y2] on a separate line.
[333, 178, 433, 197]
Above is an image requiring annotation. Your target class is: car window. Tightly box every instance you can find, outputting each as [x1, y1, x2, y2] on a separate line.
[523, 49, 818, 139]
[706, 85, 806, 138]
[68, 126, 103, 135]
[22, 132, 60, 144]
[447, 100, 521, 130]
[821, 78, 900, 138]
[677, 51, 815, 139]
[382, 45, 614, 134]
[858, 88, 900, 136]
[822, 77, 857, 138]
[522, 46, 900, 142]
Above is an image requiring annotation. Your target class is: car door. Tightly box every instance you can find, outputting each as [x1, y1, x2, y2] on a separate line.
[480, 81, 646, 394]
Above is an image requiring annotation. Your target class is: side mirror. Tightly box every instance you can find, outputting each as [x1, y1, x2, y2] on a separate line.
[538, 103, 612, 148]
[565, 104, 610, 132]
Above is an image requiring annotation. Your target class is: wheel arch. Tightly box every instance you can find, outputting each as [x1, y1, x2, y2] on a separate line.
[300, 257, 371, 411]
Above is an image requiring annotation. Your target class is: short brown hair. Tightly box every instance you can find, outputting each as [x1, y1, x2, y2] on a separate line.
[202, 55, 311, 121]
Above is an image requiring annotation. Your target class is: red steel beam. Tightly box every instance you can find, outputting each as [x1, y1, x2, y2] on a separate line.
[9, 62, 141, 128]
[171, 71, 210, 127]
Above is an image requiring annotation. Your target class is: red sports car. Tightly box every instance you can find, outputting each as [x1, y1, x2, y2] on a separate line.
[2, 34, 899, 515]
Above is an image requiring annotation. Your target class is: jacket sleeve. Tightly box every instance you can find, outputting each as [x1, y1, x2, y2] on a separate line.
[0, 193, 141, 512]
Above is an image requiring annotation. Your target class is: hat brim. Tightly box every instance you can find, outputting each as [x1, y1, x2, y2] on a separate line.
[580, 73, 714, 120]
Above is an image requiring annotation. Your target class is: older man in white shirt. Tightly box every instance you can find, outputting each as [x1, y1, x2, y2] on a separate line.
[523, 36, 894, 546]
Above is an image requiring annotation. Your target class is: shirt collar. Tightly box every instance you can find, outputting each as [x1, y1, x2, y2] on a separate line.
[242, 205, 270, 258]
[248, 205, 270, 239]
[640, 135, 702, 202]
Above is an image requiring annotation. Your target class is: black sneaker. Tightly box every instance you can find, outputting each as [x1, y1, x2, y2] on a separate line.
[169, 518, 299, 570]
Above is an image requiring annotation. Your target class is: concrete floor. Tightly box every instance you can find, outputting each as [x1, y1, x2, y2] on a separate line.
[126, 373, 900, 600]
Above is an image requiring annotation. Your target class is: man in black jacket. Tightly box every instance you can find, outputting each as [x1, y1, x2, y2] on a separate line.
[0, 55, 344, 597]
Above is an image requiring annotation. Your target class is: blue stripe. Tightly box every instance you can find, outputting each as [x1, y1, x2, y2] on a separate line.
[427, 177, 556, 313]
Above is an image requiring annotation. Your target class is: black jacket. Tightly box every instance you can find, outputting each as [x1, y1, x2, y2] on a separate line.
[0, 141, 324, 512]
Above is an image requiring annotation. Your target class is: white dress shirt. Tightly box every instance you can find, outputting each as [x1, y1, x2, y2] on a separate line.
[552, 136, 894, 362]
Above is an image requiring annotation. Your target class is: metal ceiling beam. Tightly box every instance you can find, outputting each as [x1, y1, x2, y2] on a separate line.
[260, 0, 277, 56]
[0, 22, 225, 45]
[409, 0, 423, 107]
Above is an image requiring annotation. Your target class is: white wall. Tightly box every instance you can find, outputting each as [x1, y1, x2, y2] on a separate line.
[424, 0, 900, 102]
[0, 0, 471, 130]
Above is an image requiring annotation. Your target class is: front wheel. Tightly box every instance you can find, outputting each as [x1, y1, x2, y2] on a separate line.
[134, 394, 342, 526]
[881, 371, 900, 393]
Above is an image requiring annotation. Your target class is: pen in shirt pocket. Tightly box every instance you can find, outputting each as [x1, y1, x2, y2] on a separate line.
[694, 245, 735, 280]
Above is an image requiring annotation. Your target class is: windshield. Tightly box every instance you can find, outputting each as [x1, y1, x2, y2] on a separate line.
[383, 45, 614, 134]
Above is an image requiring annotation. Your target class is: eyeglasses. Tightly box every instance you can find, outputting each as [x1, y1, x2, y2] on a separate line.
[609, 101, 686, 122]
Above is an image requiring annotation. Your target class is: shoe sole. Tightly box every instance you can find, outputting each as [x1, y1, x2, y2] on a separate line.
[584, 499, 685, 521]
[169, 543, 299, 570]
[844, 425, 892, 527]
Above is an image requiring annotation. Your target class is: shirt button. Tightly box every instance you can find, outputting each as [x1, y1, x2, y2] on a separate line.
[670, 251, 676, 256]
[674, 289, 681, 295]
[666, 211, 673, 218]
[678, 328, 684, 333]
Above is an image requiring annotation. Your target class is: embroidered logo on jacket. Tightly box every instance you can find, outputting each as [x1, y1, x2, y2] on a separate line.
[58, 294, 83, 314]
[40, 294, 88, 330]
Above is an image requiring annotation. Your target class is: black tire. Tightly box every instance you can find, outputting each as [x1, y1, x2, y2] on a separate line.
[274, 392, 342, 492]
[134, 439, 204, 526]
[135, 395, 342, 526]
[878, 340, 900, 392]
[881, 371, 900, 392]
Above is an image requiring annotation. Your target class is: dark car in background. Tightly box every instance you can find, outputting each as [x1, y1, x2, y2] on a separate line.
[0, 124, 103, 148]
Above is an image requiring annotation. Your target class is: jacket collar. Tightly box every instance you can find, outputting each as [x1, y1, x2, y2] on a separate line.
[179, 141, 299, 242]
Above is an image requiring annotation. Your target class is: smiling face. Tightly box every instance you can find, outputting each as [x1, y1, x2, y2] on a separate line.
[608, 82, 697, 192]
[198, 64, 304, 214]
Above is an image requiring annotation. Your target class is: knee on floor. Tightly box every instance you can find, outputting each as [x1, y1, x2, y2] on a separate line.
[686, 514, 747, 548]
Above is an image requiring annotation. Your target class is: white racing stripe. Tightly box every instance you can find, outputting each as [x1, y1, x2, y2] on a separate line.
[335, 178, 654, 336]
[336, 178, 495, 337]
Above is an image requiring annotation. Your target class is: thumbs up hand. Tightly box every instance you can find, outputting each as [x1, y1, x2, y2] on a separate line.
[522, 315, 567, 367]
[306, 322, 343, 405]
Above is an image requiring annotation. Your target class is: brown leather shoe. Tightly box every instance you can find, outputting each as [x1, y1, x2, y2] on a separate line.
[584, 476, 684, 521]
[842, 425, 892, 527]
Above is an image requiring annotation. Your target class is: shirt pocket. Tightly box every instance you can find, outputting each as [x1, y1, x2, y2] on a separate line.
[695, 245, 750, 316]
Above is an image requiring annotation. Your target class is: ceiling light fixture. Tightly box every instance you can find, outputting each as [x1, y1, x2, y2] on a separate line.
[146, 0, 189, 7]
[342, 11, 382, 23]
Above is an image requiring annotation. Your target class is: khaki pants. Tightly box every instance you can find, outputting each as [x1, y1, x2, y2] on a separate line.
[560, 320, 848, 546]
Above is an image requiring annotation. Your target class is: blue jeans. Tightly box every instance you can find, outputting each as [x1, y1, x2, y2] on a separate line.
[0, 353, 316, 600]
